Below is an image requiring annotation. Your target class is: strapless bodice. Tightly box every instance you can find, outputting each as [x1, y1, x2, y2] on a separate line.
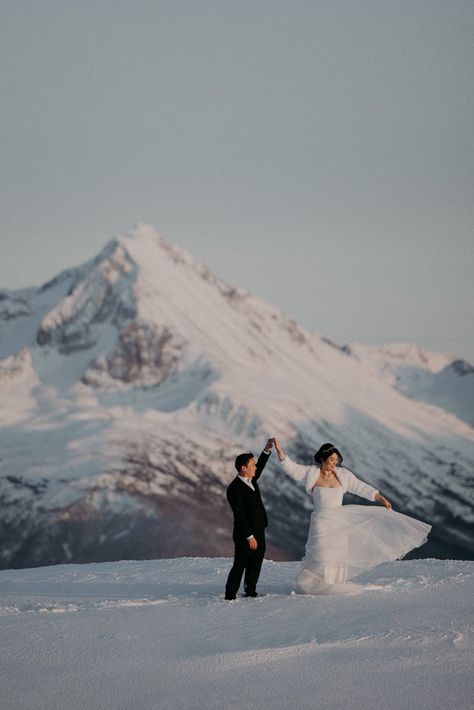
[312, 485, 344, 510]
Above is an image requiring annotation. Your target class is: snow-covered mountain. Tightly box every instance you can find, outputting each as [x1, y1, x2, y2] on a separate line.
[344, 341, 474, 427]
[1, 225, 473, 569]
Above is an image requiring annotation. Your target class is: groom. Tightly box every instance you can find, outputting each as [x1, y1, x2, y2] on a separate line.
[224, 438, 274, 600]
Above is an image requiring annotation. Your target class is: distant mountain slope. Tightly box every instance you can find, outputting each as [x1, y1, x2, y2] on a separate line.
[346, 342, 474, 426]
[0, 225, 473, 569]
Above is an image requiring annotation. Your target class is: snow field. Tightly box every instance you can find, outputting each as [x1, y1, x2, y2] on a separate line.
[1, 557, 473, 710]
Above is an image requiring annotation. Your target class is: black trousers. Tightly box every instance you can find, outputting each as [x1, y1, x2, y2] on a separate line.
[225, 533, 266, 599]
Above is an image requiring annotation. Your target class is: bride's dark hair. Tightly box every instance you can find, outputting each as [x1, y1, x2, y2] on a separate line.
[314, 443, 343, 465]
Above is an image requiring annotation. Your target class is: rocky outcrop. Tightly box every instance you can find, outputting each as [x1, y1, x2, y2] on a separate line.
[82, 322, 186, 387]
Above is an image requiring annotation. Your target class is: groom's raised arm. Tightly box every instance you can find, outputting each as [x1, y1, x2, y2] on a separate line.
[254, 438, 274, 481]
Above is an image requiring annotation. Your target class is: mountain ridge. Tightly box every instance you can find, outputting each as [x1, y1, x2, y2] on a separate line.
[0, 225, 472, 568]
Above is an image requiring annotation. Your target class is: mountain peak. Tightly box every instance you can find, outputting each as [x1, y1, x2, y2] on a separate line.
[25, 225, 316, 391]
[116, 223, 197, 270]
[0, 225, 473, 569]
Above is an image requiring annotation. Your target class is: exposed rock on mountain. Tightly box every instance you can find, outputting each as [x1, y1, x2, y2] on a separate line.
[0, 225, 472, 569]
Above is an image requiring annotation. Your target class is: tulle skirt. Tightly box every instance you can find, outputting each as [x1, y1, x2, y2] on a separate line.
[297, 504, 431, 595]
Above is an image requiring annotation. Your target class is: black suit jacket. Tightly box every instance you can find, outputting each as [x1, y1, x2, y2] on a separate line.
[226, 451, 270, 541]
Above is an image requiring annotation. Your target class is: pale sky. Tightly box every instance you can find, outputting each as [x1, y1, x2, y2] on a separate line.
[1, 1, 473, 361]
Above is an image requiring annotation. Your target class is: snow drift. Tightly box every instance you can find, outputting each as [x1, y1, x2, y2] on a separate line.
[1, 557, 473, 710]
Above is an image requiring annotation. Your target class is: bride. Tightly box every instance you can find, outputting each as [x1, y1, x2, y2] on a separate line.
[273, 439, 431, 594]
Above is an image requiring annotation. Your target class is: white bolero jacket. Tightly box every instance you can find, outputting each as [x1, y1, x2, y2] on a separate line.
[280, 454, 379, 500]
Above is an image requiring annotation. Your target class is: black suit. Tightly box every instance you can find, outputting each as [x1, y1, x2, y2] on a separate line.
[225, 451, 270, 599]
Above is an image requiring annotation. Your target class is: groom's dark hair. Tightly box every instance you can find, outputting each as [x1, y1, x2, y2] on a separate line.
[235, 453, 254, 473]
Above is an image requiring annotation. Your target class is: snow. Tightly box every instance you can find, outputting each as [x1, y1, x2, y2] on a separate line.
[348, 341, 453, 377]
[393, 361, 474, 427]
[1, 557, 473, 710]
[0, 349, 41, 424]
[1, 224, 473, 566]
[348, 341, 473, 426]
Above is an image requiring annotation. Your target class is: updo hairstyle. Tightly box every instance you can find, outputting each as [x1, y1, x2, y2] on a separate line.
[314, 443, 343, 465]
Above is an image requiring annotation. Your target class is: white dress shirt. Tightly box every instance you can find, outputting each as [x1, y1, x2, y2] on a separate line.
[237, 475, 255, 491]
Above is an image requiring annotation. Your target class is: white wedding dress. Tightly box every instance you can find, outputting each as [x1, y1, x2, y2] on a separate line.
[281, 455, 432, 595]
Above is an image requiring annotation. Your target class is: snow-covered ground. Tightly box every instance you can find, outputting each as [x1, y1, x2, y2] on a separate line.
[1, 557, 473, 710]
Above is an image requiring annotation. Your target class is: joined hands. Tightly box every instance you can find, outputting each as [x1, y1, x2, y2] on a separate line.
[264, 437, 285, 460]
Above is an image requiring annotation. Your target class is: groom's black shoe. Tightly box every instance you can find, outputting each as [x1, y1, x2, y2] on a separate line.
[224, 594, 236, 600]
[244, 592, 263, 598]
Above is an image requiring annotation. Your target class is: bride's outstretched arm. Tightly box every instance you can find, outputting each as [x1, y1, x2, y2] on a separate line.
[345, 469, 392, 508]
[273, 438, 310, 483]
